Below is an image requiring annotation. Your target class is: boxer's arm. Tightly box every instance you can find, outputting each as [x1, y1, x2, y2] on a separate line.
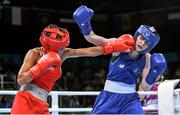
[28, 52, 61, 79]
[145, 53, 167, 84]
[73, 5, 116, 46]
[84, 31, 113, 46]
[17, 49, 39, 85]
[62, 35, 134, 60]
[140, 53, 152, 91]
[138, 84, 146, 101]
[140, 53, 167, 91]
[61, 46, 103, 61]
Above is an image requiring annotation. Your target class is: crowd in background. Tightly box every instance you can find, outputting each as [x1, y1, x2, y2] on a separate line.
[0, 55, 180, 111]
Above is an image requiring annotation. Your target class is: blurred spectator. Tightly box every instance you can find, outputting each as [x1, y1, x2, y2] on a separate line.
[69, 96, 80, 107]
[0, 60, 7, 74]
[174, 66, 180, 88]
[0, 96, 12, 108]
[163, 68, 170, 79]
[175, 66, 180, 79]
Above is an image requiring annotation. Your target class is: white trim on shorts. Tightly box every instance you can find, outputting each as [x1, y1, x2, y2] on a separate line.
[104, 80, 136, 93]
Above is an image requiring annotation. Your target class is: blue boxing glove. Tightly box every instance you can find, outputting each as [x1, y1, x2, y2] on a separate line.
[146, 53, 167, 85]
[73, 5, 94, 35]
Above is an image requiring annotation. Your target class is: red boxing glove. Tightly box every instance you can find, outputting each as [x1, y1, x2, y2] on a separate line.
[28, 52, 62, 79]
[102, 34, 135, 55]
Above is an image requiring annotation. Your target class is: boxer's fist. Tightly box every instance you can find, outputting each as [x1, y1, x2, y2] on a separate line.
[102, 34, 135, 55]
[146, 53, 167, 85]
[28, 52, 62, 79]
[73, 5, 94, 35]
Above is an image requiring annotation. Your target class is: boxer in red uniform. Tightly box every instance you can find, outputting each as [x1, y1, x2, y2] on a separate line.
[10, 24, 134, 114]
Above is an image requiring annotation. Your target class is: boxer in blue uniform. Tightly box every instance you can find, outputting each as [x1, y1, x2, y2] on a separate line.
[73, 5, 167, 114]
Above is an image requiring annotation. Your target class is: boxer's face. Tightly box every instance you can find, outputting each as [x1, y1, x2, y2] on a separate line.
[135, 35, 149, 52]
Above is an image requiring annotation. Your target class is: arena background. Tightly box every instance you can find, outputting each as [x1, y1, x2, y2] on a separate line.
[0, 0, 180, 112]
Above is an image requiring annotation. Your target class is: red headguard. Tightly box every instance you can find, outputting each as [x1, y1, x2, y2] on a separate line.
[39, 24, 70, 52]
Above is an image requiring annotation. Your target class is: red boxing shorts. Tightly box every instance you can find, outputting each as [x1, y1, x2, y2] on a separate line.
[11, 91, 50, 114]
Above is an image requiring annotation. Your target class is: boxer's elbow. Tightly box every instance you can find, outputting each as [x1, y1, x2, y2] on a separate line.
[84, 35, 97, 45]
[84, 31, 101, 46]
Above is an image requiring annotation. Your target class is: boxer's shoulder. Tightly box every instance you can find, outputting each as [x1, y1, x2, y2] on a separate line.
[26, 47, 43, 61]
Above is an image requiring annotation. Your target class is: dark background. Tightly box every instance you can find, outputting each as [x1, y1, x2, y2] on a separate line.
[0, 0, 180, 54]
[0, 0, 180, 73]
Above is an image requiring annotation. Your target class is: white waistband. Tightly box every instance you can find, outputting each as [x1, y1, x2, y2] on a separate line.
[20, 84, 48, 102]
[104, 80, 136, 93]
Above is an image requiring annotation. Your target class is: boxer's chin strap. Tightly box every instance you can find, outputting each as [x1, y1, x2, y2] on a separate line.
[129, 50, 139, 59]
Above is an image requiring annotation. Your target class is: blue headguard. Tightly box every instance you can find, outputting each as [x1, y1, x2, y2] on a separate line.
[134, 25, 160, 54]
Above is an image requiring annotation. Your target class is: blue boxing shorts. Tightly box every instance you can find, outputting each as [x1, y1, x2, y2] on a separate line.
[91, 80, 144, 114]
